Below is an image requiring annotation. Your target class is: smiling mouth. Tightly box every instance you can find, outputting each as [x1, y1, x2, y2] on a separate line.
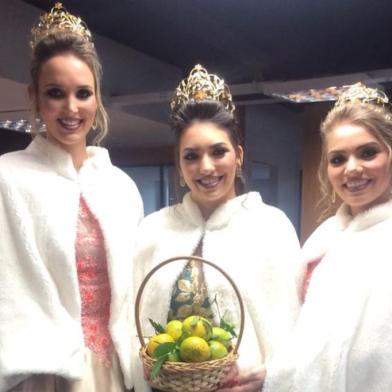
[58, 118, 82, 131]
[344, 179, 371, 192]
[196, 176, 223, 189]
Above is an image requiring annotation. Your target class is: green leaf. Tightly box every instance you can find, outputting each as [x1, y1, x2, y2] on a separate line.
[149, 318, 165, 334]
[220, 318, 237, 338]
[150, 355, 167, 380]
[152, 342, 177, 359]
[202, 318, 213, 337]
[202, 318, 212, 328]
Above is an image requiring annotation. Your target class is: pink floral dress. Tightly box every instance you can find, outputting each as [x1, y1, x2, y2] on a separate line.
[11, 197, 124, 391]
[75, 197, 113, 367]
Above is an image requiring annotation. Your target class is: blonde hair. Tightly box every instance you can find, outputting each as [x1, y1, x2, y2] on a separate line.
[29, 31, 108, 145]
[318, 102, 392, 219]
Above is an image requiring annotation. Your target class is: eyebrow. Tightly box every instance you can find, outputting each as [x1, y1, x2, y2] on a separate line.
[43, 83, 94, 89]
[182, 142, 229, 152]
[328, 141, 381, 156]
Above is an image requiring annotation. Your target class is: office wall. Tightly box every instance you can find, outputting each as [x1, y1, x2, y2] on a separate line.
[245, 104, 303, 232]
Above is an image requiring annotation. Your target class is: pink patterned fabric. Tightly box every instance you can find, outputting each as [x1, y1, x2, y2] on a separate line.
[75, 197, 113, 367]
[301, 257, 322, 304]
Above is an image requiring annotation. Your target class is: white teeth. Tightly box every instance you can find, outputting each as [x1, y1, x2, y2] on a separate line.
[58, 118, 81, 130]
[345, 179, 369, 191]
[346, 179, 368, 188]
[198, 177, 220, 187]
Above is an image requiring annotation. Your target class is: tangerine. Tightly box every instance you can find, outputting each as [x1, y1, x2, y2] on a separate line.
[209, 340, 228, 359]
[211, 327, 232, 348]
[146, 333, 174, 356]
[165, 320, 183, 341]
[179, 336, 211, 362]
[182, 315, 212, 341]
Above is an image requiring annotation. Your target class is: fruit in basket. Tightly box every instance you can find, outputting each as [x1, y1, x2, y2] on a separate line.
[179, 336, 211, 362]
[146, 315, 235, 366]
[165, 319, 183, 341]
[211, 326, 232, 349]
[147, 333, 175, 356]
[182, 315, 212, 341]
[209, 340, 228, 360]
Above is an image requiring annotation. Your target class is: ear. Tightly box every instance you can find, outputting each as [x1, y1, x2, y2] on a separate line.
[236, 145, 244, 167]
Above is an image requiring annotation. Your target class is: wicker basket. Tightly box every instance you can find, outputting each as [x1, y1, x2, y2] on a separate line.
[135, 256, 245, 392]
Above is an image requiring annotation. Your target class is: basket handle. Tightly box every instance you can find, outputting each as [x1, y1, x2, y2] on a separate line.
[135, 255, 245, 355]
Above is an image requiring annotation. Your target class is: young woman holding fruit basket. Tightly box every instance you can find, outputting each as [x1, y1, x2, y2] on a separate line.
[132, 64, 302, 392]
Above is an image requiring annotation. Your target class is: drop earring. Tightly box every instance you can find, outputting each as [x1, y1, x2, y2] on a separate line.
[236, 165, 244, 180]
[331, 190, 336, 204]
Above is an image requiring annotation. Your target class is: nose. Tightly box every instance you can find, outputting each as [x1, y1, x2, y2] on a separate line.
[200, 155, 214, 174]
[65, 95, 78, 113]
[345, 156, 363, 175]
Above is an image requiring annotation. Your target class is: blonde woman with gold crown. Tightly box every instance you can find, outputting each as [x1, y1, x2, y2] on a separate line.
[0, 3, 143, 391]
[131, 65, 302, 391]
[264, 83, 392, 392]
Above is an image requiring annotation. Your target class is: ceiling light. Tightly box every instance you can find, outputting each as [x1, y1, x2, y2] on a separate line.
[0, 119, 45, 133]
[271, 85, 347, 103]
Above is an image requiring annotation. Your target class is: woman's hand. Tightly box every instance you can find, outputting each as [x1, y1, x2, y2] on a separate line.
[217, 364, 266, 392]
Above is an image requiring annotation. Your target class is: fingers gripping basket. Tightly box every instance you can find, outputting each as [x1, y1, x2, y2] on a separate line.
[135, 256, 245, 392]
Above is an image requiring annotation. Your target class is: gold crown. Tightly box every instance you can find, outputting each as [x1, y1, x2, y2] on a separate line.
[170, 64, 235, 113]
[335, 82, 389, 108]
[30, 2, 92, 49]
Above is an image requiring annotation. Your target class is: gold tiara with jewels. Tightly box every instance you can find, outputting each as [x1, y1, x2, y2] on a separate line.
[335, 82, 390, 108]
[170, 64, 235, 113]
[30, 2, 92, 49]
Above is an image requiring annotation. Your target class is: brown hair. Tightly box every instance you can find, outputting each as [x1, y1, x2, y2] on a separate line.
[30, 31, 108, 145]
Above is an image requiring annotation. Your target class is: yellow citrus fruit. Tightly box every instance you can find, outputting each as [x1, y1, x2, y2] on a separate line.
[165, 320, 183, 341]
[146, 333, 174, 356]
[209, 340, 228, 360]
[211, 327, 232, 348]
[182, 315, 212, 341]
[179, 336, 211, 362]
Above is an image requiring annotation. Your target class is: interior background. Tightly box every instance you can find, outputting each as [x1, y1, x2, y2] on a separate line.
[1, 0, 391, 242]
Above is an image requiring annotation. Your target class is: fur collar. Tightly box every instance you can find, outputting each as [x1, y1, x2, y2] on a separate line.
[27, 135, 112, 181]
[335, 197, 392, 231]
[179, 191, 263, 230]
[302, 198, 392, 267]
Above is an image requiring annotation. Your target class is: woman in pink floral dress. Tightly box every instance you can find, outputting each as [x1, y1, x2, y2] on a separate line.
[0, 4, 142, 391]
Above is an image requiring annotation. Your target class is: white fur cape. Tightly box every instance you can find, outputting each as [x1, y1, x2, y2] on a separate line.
[0, 136, 143, 391]
[264, 199, 392, 392]
[132, 192, 302, 392]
